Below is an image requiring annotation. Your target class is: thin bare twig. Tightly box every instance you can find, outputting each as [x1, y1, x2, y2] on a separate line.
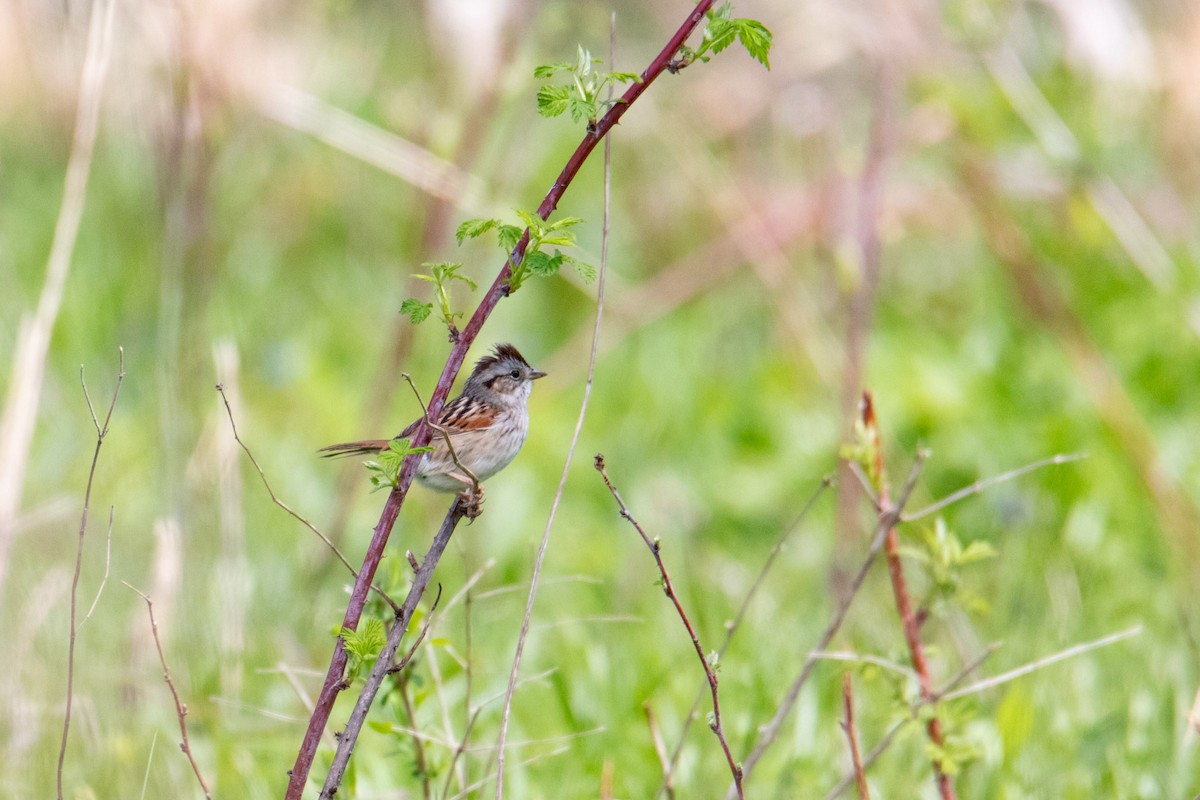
[841, 674, 870, 800]
[659, 476, 832, 797]
[493, 16, 618, 795]
[124, 583, 211, 799]
[396, 671, 433, 800]
[58, 347, 123, 800]
[215, 384, 400, 615]
[389, 585, 444, 675]
[903, 453, 1086, 522]
[595, 454, 743, 798]
[941, 625, 1142, 701]
[80, 506, 114, 625]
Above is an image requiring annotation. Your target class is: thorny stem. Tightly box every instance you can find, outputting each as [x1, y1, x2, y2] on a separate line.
[861, 392, 957, 800]
[319, 500, 465, 798]
[595, 454, 744, 799]
[287, 3, 720, 791]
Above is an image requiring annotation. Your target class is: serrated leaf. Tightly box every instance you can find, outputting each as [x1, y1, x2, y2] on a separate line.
[533, 62, 571, 79]
[497, 224, 523, 253]
[522, 250, 557, 277]
[514, 209, 544, 231]
[705, 19, 738, 55]
[536, 84, 572, 118]
[735, 19, 773, 68]
[565, 255, 596, 281]
[455, 217, 498, 244]
[569, 96, 597, 123]
[546, 215, 583, 231]
[399, 298, 432, 324]
[608, 71, 642, 84]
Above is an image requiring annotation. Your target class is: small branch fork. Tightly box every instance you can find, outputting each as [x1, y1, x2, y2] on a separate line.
[286, 4, 721, 791]
[124, 583, 212, 799]
[319, 499, 466, 798]
[594, 454, 744, 799]
[861, 391, 957, 800]
[57, 347, 124, 800]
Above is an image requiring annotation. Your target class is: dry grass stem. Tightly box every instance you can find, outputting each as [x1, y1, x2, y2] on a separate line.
[57, 347, 124, 800]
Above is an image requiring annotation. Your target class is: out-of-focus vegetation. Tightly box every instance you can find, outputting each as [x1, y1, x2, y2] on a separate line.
[3, 0, 1199, 797]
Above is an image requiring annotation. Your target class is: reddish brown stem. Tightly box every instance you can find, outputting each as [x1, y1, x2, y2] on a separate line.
[595, 454, 743, 799]
[840, 673, 870, 800]
[285, 6, 718, 793]
[861, 393, 956, 800]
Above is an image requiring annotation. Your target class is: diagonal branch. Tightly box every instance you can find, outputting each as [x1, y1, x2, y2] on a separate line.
[286, 1, 724, 793]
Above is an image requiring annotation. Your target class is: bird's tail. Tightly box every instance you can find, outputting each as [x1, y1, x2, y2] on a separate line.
[318, 440, 391, 458]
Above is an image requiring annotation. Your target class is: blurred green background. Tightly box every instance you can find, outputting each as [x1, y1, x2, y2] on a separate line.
[3, 0, 1199, 797]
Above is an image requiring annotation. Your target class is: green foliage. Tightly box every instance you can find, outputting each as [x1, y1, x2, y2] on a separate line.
[402, 262, 478, 333]
[364, 437, 434, 493]
[534, 45, 642, 126]
[340, 617, 387, 682]
[456, 211, 594, 293]
[675, 2, 773, 70]
[900, 517, 998, 614]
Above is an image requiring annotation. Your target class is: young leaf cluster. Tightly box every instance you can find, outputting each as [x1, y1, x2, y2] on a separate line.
[364, 438, 434, 493]
[339, 617, 387, 683]
[401, 262, 478, 336]
[674, 2, 773, 70]
[456, 212, 594, 293]
[535, 45, 641, 127]
[900, 517, 998, 614]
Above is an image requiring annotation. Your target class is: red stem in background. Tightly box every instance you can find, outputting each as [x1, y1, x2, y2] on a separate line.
[285, 2, 717, 795]
[861, 393, 957, 800]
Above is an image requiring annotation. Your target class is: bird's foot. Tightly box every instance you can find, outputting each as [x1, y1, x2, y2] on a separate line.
[459, 483, 485, 521]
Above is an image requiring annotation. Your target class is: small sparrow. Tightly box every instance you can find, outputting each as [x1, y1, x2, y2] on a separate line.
[320, 343, 546, 516]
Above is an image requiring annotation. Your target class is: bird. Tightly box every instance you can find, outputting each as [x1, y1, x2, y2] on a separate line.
[320, 343, 546, 517]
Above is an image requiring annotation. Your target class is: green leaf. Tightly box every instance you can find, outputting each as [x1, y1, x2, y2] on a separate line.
[515, 209, 544, 231]
[569, 96, 597, 123]
[705, 18, 739, 55]
[497, 224, 523, 254]
[533, 62, 571, 79]
[735, 19, 773, 69]
[536, 84, 572, 118]
[399, 298, 432, 324]
[524, 250, 564, 277]
[455, 217, 498, 244]
[546, 215, 584, 231]
[608, 71, 642, 84]
[564, 255, 596, 281]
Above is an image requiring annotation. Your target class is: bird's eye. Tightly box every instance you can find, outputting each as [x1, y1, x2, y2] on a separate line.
[509, 369, 521, 379]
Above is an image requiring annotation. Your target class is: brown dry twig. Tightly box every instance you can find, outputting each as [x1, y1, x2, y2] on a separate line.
[595, 453, 744, 799]
[215, 384, 400, 615]
[841, 673, 870, 800]
[57, 347, 124, 800]
[658, 476, 832, 798]
[124, 582, 212, 799]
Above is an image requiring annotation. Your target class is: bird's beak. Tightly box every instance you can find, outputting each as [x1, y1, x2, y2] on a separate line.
[530, 368, 548, 380]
